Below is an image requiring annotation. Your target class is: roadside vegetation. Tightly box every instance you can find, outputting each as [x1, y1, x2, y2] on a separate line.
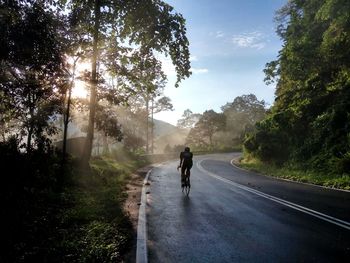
[1, 0, 189, 261]
[242, 0, 350, 190]
[0, 138, 149, 262]
[58, 152, 148, 263]
[238, 156, 350, 190]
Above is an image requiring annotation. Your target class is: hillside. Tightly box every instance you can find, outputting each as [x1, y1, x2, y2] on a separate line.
[153, 119, 189, 153]
[153, 119, 178, 137]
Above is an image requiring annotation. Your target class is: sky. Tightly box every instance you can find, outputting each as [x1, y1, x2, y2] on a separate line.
[153, 0, 287, 125]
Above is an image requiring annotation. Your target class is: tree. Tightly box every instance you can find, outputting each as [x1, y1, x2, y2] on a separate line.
[95, 104, 123, 153]
[221, 94, 266, 143]
[65, 0, 191, 165]
[177, 109, 201, 129]
[186, 110, 225, 149]
[245, 0, 350, 173]
[114, 105, 147, 153]
[150, 96, 174, 153]
[61, 56, 79, 162]
[163, 143, 172, 153]
[0, 1, 64, 151]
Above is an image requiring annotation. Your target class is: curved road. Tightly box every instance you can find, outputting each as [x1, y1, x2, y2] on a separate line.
[142, 153, 350, 262]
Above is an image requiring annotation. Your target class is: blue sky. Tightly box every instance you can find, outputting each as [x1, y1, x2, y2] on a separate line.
[154, 0, 287, 125]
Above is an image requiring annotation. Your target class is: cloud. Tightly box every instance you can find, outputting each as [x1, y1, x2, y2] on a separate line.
[192, 68, 209, 74]
[216, 31, 224, 38]
[232, 31, 266, 50]
[160, 56, 176, 76]
[209, 30, 224, 38]
[160, 54, 207, 76]
[189, 55, 198, 62]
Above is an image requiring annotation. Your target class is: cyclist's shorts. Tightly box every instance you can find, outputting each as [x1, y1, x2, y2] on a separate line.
[181, 165, 192, 176]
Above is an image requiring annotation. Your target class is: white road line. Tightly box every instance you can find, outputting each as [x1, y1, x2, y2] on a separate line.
[136, 169, 152, 263]
[197, 160, 350, 231]
[230, 158, 247, 172]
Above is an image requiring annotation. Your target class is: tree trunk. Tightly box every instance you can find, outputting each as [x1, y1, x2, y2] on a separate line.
[209, 134, 213, 148]
[103, 134, 109, 154]
[27, 127, 33, 152]
[82, 0, 100, 166]
[62, 57, 78, 163]
[26, 93, 34, 152]
[146, 94, 149, 154]
[151, 98, 154, 154]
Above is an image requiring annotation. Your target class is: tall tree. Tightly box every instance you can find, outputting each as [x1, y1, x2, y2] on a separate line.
[66, 0, 191, 165]
[0, 1, 63, 150]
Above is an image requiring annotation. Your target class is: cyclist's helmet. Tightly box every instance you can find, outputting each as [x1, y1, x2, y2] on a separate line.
[184, 146, 190, 152]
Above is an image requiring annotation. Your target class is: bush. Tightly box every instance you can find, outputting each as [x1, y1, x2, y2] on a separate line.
[0, 136, 72, 262]
[244, 115, 290, 165]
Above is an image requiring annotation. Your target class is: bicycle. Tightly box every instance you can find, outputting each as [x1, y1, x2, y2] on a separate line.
[182, 171, 191, 196]
[177, 165, 191, 196]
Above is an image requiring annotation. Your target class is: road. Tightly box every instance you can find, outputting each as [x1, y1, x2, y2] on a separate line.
[143, 153, 350, 263]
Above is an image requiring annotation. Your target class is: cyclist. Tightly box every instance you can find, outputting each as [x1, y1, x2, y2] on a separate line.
[177, 146, 193, 187]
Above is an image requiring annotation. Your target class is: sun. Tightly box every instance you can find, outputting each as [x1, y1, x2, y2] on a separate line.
[72, 80, 88, 98]
[71, 60, 90, 98]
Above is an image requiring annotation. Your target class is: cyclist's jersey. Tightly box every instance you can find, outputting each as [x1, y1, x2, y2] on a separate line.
[180, 151, 193, 167]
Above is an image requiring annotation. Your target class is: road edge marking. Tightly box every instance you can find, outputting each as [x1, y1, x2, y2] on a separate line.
[230, 158, 350, 193]
[136, 168, 152, 263]
[197, 159, 350, 231]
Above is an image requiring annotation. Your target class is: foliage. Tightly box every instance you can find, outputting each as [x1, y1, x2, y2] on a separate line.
[152, 96, 174, 114]
[239, 157, 350, 190]
[0, 0, 64, 149]
[65, 0, 191, 162]
[177, 109, 201, 129]
[0, 136, 70, 262]
[114, 105, 147, 152]
[95, 104, 123, 143]
[244, 0, 350, 175]
[185, 94, 266, 151]
[0, 136, 140, 262]
[222, 94, 267, 144]
[58, 156, 135, 263]
[186, 110, 225, 149]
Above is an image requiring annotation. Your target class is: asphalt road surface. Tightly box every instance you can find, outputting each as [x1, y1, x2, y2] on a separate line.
[145, 153, 350, 263]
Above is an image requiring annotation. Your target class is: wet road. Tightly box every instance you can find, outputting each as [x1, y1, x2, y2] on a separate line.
[145, 153, 350, 262]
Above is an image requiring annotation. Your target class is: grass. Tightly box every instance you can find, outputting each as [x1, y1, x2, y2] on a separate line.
[57, 154, 148, 263]
[238, 157, 350, 191]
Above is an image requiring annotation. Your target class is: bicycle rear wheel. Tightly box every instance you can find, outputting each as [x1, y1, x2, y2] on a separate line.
[184, 176, 190, 196]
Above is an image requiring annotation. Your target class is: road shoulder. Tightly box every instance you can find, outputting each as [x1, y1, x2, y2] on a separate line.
[123, 165, 153, 263]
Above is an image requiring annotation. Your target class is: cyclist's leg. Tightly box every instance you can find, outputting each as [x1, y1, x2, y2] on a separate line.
[185, 167, 191, 187]
[181, 166, 186, 186]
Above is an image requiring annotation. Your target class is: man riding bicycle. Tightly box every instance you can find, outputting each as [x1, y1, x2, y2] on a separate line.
[177, 146, 193, 187]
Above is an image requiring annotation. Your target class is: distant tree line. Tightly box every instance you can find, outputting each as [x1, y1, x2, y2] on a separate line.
[244, 0, 350, 175]
[170, 94, 267, 152]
